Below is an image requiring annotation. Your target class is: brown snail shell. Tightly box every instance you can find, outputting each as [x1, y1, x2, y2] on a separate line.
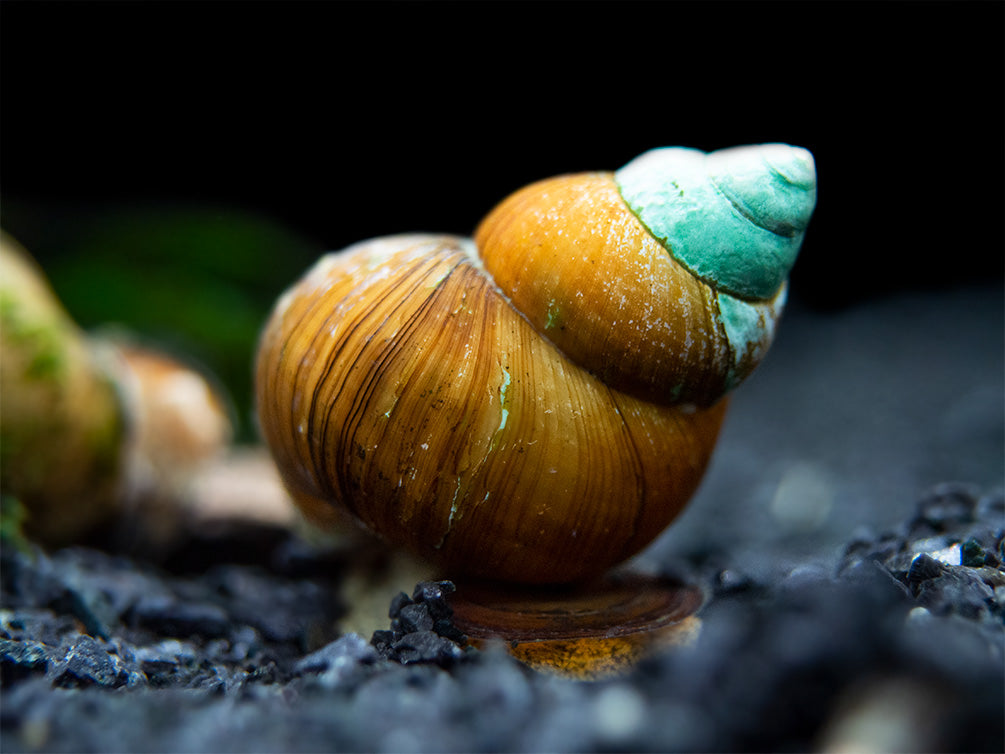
[255, 145, 816, 584]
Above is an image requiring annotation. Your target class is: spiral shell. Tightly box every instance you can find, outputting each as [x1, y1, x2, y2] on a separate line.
[255, 144, 816, 583]
[0, 234, 233, 547]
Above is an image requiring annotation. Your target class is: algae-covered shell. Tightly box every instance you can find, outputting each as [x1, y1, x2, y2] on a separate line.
[0, 233, 127, 544]
[0, 233, 233, 547]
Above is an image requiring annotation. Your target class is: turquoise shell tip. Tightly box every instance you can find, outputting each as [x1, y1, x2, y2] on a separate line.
[615, 144, 817, 301]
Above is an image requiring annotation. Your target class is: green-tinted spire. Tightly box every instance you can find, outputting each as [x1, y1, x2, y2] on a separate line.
[615, 144, 817, 301]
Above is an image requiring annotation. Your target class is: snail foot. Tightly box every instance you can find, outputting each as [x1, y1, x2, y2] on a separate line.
[447, 573, 702, 680]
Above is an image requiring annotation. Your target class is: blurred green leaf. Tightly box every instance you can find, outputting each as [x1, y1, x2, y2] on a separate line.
[41, 207, 323, 440]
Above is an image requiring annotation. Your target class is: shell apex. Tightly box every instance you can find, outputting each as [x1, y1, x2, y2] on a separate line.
[615, 143, 817, 301]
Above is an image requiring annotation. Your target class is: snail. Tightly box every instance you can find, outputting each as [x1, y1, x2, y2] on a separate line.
[0, 232, 233, 547]
[255, 144, 816, 584]
[1, 233, 125, 544]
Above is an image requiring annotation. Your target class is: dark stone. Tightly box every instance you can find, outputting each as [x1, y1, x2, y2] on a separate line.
[839, 557, 910, 600]
[396, 602, 434, 633]
[713, 567, 758, 596]
[961, 537, 989, 567]
[841, 530, 907, 570]
[293, 633, 377, 676]
[449, 650, 536, 750]
[370, 580, 467, 664]
[48, 585, 112, 640]
[390, 630, 465, 666]
[49, 634, 143, 689]
[959, 527, 1004, 568]
[205, 565, 340, 645]
[909, 483, 979, 536]
[907, 553, 947, 592]
[137, 657, 180, 686]
[0, 547, 117, 639]
[128, 595, 231, 638]
[432, 618, 467, 645]
[388, 591, 412, 618]
[370, 629, 397, 654]
[411, 581, 456, 621]
[916, 567, 995, 620]
[0, 608, 80, 648]
[0, 638, 49, 687]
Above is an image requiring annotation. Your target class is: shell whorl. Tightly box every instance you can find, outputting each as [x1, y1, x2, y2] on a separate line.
[475, 144, 815, 405]
[255, 234, 727, 583]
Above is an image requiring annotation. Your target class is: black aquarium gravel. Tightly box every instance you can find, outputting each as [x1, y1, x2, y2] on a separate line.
[1, 482, 1002, 753]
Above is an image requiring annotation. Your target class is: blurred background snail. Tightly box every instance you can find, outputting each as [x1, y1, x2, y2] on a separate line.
[255, 144, 817, 585]
[0, 232, 234, 548]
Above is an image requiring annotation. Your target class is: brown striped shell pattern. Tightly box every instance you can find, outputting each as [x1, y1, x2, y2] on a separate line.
[255, 144, 817, 584]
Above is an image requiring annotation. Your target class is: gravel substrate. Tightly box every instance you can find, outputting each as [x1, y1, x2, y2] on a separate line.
[1, 482, 1002, 753]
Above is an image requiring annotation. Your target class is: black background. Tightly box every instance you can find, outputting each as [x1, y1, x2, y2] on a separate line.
[2, 0, 1003, 310]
